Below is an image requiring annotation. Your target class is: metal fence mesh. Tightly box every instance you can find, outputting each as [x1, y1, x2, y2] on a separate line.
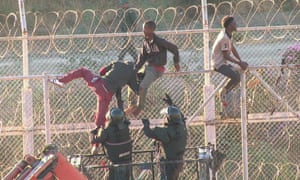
[0, 0, 300, 179]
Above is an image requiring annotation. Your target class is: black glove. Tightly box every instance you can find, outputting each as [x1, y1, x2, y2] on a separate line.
[90, 128, 99, 135]
[142, 118, 150, 127]
[89, 128, 99, 144]
[137, 72, 145, 81]
[162, 93, 174, 106]
[210, 150, 226, 172]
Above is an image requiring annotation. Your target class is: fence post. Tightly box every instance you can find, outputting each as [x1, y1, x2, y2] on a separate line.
[201, 0, 216, 146]
[22, 89, 34, 155]
[18, 0, 34, 155]
[43, 74, 51, 144]
[240, 72, 249, 180]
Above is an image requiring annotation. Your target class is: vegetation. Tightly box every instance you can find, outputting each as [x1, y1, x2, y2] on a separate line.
[0, 0, 196, 14]
[0, 0, 289, 14]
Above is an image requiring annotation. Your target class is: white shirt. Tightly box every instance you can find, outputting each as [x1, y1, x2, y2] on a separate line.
[211, 30, 232, 69]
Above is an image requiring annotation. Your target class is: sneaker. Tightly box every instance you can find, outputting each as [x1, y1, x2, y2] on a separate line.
[49, 79, 64, 88]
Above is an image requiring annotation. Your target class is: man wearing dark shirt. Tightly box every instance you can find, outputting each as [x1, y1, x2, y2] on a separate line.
[49, 60, 139, 128]
[125, 20, 180, 117]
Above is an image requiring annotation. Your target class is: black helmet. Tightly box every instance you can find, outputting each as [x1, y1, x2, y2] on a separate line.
[160, 106, 183, 124]
[106, 108, 125, 126]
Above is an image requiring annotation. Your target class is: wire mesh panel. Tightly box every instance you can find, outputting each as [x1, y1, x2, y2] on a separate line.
[1, 0, 300, 179]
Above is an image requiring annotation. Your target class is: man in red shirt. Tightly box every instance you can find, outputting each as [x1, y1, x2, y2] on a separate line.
[50, 61, 139, 128]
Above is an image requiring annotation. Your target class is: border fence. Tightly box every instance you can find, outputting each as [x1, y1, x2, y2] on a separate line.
[0, 0, 299, 179]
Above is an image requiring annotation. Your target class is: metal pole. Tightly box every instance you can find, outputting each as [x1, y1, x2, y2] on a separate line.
[240, 72, 249, 180]
[18, 0, 34, 155]
[43, 74, 51, 144]
[201, 1, 217, 178]
[201, 0, 216, 146]
[18, 0, 29, 86]
[201, 0, 210, 84]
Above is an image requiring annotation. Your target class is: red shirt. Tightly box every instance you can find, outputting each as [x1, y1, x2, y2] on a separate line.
[153, 65, 165, 73]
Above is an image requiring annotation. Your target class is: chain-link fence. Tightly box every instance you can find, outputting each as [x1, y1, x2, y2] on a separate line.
[0, 0, 300, 179]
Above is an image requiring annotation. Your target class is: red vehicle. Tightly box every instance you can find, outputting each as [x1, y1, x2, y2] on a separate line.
[3, 144, 87, 180]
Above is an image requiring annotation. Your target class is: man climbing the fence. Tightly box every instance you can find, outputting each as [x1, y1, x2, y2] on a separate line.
[49, 60, 140, 128]
[211, 15, 248, 107]
[125, 20, 181, 117]
[49, 61, 141, 154]
[141, 94, 187, 180]
[90, 107, 132, 180]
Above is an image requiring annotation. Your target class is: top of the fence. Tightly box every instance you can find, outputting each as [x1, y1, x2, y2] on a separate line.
[0, 64, 298, 81]
[0, 0, 300, 37]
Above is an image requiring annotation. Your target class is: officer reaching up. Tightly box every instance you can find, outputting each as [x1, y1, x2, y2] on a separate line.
[90, 108, 132, 180]
[141, 94, 187, 180]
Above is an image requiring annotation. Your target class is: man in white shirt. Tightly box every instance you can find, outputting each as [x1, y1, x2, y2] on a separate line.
[212, 15, 248, 105]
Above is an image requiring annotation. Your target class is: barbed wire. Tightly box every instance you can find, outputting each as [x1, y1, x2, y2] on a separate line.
[0, 0, 299, 34]
[0, 0, 299, 58]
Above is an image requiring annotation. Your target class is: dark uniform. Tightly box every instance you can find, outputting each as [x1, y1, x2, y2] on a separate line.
[142, 106, 187, 180]
[90, 108, 132, 180]
[118, 0, 139, 61]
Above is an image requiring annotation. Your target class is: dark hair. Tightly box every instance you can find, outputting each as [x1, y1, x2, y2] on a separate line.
[222, 16, 234, 28]
[143, 20, 156, 30]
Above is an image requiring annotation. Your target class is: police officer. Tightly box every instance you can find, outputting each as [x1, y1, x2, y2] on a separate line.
[141, 105, 187, 180]
[90, 108, 132, 180]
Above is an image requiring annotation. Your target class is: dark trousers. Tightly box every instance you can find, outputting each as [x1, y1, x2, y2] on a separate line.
[160, 159, 184, 180]
[215, 64, 241, 92]
[108, 162, 131, 180]
[58, 67, 113, 128]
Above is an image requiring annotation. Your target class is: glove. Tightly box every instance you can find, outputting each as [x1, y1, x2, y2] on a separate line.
[89, 128, 99, 144]
[137, 72, 145, 81]
[117, 100, 124, 111]
[142, 118, 150, 127]
[162, 93, 174, 106]
[90, 128, 99, 135]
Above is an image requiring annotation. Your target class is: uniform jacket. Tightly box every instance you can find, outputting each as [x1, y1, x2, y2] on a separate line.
[143, 122, 187, 160]
[95, 121, 132, 163]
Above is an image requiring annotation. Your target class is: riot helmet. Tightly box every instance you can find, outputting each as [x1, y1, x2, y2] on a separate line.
[160, 106, 183, 124]
[106, 108, 125, 126]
